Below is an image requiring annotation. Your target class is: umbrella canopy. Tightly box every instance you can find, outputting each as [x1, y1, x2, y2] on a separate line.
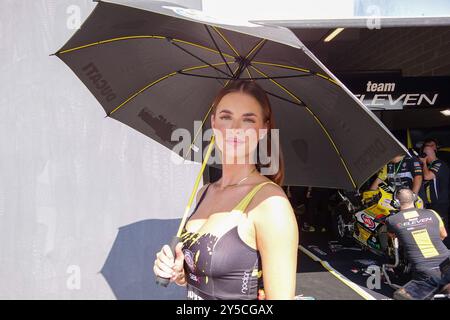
[53, 0, 407, 189]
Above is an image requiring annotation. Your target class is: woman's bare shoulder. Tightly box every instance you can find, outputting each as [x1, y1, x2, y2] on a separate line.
[255, 179, 288, 200]
[246, 179, 291, 215]
[248, 182, 297, 236]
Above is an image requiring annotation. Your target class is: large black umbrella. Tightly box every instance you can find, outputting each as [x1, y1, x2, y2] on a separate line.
[53, 0, 407, 190]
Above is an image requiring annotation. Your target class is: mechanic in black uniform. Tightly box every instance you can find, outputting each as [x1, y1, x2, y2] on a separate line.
[422, 138, 439, 153]
[386, 188, 449, 282]
[419, 145, 450, 231]
[370, 153, 423, 194]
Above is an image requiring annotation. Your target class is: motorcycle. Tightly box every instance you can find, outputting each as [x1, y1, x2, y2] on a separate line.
[331, 184, 424, 288]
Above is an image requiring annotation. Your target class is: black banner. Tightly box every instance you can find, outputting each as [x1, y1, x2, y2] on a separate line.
[2, 299, 446, 319]
[338, 73, 450, 111]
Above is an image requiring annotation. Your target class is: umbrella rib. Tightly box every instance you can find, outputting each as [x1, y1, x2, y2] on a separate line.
[177, 71, 313, 81]
[244, 66, 253, 79]
[168, 38, 231, 78]
[252, 61, 313, 75]
[251, 61, 337, 85]
[245, 39, 267, 61]
[178, 71, 306, 105]
[107, 71, 177, 117]
[233, 39, 267, 79]
[107, 62, 231, 117]
[263, 90, 305, 107]
[211, 26, 241, 57]
[249, 64, 357, 189]
[57, 35, 166, 54]
[232, 61, 245, 80]
[56, 35, 236, 61]
[204, 25, 235, 77]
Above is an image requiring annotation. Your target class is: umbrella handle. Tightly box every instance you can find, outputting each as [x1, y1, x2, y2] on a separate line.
[156, 135, 215, 288]
[155, 235, 182, 287]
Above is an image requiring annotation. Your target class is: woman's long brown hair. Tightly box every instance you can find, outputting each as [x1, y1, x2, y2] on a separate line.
[210, 80, 284, 186]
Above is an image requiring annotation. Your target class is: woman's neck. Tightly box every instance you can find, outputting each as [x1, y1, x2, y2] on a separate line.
[216, 163, 257, 189]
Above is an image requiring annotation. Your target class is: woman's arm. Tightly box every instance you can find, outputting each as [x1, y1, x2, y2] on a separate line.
[252, 187, 299, 300]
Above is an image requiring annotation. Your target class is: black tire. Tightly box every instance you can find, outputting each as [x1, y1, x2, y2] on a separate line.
[331, 203, 354, 245]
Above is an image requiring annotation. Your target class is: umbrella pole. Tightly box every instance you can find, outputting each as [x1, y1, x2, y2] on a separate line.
[156, 135, 215, 287]
[176, 135, 216, 238]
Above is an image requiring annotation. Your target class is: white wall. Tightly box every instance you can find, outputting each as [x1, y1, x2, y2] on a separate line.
[202, 0, 354, 20]
[0, 0, 201, 299]
[202, 0, 450, 20]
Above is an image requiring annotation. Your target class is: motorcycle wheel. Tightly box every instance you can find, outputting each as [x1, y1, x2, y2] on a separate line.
[331, 203, 354, 245]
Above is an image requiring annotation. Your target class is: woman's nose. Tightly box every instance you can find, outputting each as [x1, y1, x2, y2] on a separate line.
[228, 125, 244, 136]
[230, 119, 240, 129]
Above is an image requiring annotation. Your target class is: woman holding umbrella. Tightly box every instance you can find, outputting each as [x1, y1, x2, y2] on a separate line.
[153, 80, 299, 300]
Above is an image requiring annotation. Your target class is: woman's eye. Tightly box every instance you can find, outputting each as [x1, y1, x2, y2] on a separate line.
[219, 116, 255, 123]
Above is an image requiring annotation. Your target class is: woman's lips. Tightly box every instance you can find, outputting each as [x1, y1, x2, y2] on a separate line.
[225, 138, 244, 145]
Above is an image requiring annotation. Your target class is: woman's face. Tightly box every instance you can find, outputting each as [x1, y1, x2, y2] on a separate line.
[211, 91, 268, 164]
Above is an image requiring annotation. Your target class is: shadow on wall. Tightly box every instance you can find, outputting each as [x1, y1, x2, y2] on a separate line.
[101, 219, 186, 300]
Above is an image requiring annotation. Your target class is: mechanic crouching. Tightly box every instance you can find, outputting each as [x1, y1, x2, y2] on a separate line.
[385, 188, 450, 299]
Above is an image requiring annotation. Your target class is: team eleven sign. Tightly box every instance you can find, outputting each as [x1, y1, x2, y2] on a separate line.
[339, 74, 450, 111]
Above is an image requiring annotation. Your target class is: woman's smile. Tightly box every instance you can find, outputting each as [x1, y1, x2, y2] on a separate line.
[225, 137, 244, 145]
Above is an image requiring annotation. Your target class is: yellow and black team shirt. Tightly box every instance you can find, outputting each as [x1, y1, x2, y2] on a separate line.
[377, 155, 423, 189]
[386, 208, 449, 272]
[420, 159, 450, 205]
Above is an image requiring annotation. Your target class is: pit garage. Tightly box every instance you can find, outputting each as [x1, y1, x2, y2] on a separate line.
[280, 19, 449, 300]
[205, 11, 450, 300]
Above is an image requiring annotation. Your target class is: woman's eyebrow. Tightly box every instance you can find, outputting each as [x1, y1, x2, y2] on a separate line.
[218, 109, 258, 117]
